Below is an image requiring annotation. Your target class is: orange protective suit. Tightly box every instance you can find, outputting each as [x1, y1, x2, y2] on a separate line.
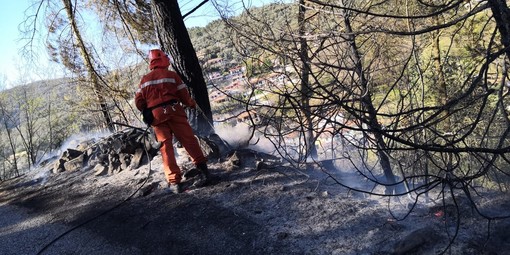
[135, 53, 207, 185]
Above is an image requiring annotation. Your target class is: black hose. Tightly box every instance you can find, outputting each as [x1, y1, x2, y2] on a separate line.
[111, 122, 149, 132]
[195, 106, 233, 150]
[37, 124, 153, 254]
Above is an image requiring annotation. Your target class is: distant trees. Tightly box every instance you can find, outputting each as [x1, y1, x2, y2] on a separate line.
[0, 96, 20, 179]
[214, 0, 510, 199]
[0, 79, 79, 179]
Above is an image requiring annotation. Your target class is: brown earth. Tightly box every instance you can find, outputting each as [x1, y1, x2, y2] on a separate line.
[2, 148, 510, 255]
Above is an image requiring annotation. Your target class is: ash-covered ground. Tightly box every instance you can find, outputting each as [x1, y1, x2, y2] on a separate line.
[1, 129, 510, 255]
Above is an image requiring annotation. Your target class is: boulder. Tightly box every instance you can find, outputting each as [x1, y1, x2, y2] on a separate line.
[130, 148, 145, 169]
[93, 164, 108, 176]
[63, 153, 85, 172]
[53, 158, 66, 173]
[50, 127, 231, 177]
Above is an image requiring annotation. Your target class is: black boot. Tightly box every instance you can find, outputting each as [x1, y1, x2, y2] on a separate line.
[192, 163, 209, 188]
[197, 162, 210, 178]
[167, 182, 182, 194]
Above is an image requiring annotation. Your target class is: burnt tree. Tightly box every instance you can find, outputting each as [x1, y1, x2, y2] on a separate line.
[151, 0, 213, 136]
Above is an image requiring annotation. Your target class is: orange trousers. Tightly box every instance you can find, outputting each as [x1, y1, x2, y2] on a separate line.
[152, 104, 207, 184]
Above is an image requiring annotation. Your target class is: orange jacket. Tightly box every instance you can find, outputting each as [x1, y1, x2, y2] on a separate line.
[135, 68, 196, 111]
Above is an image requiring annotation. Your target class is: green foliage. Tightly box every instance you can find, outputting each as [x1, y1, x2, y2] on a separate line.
[188, 3, 295, 69]
[0, 78, 83, 177]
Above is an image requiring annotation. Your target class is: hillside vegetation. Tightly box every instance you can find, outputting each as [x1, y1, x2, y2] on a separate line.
[2, 2, 510, 252]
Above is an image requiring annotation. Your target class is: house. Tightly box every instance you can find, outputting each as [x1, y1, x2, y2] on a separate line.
[237, 110, 259, 124]
[224, 81, 245, 92]
[209, 90, 224, 101]
[229, 66, 245, 76]
[206, 71, 222, 80]
[205, 58, 224, 67]
[248, 77, 266, 88]
[212, 94, 228, 104]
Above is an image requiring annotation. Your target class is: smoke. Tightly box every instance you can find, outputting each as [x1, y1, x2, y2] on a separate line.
[215, 122, 252, 149]
[57, 131, 112, 153]
[32, 131, 112, 182]
[214, 122, 275, 153]
[30, 167, 51, 186]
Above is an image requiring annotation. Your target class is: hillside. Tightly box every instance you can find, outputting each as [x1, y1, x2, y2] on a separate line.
[2, 3, 510, 254]
[1, 130, 510, 255]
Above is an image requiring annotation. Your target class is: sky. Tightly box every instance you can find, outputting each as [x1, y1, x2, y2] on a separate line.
[0, 1, 32, 87]
[0, 0, 226, 88]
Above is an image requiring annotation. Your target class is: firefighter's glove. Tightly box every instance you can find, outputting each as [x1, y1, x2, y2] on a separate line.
[141, 108, 154, 126]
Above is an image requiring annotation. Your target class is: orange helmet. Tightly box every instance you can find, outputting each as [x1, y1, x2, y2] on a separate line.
[149, 49, 170, 70]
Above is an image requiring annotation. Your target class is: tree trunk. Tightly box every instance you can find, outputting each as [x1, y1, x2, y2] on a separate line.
[151, 0, 213, 136]
[432, 30, 448, 107]
[62, 0, 114, 132]
[488, 0, 510, 59]
[21, 90, 36, 167]
[298, 0, 318, 160]
[0, 105, 20, 177]
[342, 10, 397, 192]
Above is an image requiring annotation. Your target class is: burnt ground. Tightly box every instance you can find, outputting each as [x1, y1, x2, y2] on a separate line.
[2, 149, 510, 255]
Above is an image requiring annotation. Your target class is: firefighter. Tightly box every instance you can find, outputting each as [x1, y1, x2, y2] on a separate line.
[135, 49, 209, 194]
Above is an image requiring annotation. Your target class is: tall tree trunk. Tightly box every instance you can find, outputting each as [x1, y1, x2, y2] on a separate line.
[298, 0, 317, 160]
[151, 0, 213, 136]
[62, 0, 114, 132]
[4, 123, 19, 177]
[431, 20, 454, 173]
[488, 0, 510, 59]
[342, 10, 396, 192]
[21, 90, 36, 167]
[0, 106, 20, 177]
[432, 30, 448, 108]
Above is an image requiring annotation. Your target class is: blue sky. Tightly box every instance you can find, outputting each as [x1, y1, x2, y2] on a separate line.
[0, 0, 223, 87]
[0, 1, 31, 86]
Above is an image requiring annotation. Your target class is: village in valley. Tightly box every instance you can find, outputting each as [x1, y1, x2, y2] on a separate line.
[198, 54, 361, 162]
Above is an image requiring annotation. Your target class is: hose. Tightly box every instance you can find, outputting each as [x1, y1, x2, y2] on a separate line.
[195, 105, 233, 150]
[37, 123, 153, 254]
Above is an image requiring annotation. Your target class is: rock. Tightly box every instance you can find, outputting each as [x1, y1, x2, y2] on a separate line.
[109, 135, 123, 154]
[62, 148, 83, 160]
[108, 153, 121, 174]
[52, 158, 66, 173]
[50, 127, 229, 177]
[75, 139, 95, 151]
[224, 151, 241, 171]
[119, 153, 132, 171]
[130, 148, 144, 169]
[93, 164, 108, 176]
[63, 154, 85, 172]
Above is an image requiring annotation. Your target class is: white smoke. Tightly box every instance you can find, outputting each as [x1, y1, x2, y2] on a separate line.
[214, 122, 275, 153]
[31, 131, 112, 183]
[57, 131, 112, 153]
